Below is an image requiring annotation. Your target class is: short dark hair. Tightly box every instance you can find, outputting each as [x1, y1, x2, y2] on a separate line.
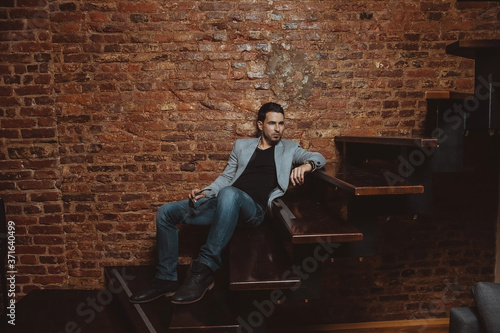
[257, 102, 284, 122]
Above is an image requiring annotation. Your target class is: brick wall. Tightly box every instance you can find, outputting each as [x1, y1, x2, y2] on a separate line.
[1, 0, 499, 324]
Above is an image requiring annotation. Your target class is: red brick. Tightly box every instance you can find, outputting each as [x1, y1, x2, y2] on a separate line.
[21, 128, 56, 138]
[33, 235, 64, 245]
[0, 20, 25, 30]
[0, 86, 13, 96]
[0, 64, 10, 74]
[30, 192, 60, 202]
[17, 0, 47, 7]
[19, 255, 38, 264]
[0, 97, 20, 106]
[16, 245, 47, 255]
[38, 215, 63, 225]
[34, 74, 52, 85]
[32, 275, 66, 284]
[199, 2, 232, 11]
[407, 69, 437, 78]
[17, 265, 47, 275]
[43, 204, 62, 213]
[18, 180, 55, 190]
[1, 118, 36, 128]
[118, 2, 158, 12]
[16, 42, 51, 52]
[39, 255, 65, 264]
[420, 2, 451, 11]
[50, 12, 85, 22]
[15, 85, 52, 96]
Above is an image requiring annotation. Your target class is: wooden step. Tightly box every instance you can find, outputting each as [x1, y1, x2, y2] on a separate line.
[229, 222, 301, 291]
[313, 164, 424, 196]
[266, 298, 449, 332]
[269, 317, 449, 332]
[446, 39, 500, 59]
[271, 187, 364, 244]
[105, 266, 239, 332]
[425, 90, 472, 100]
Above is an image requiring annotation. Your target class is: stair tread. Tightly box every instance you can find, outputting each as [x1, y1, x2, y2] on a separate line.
[314, 164, 424, 196]
[425, 90, 472, 100]
[272, 187, 364, 244]
[446, 39, 500, 58]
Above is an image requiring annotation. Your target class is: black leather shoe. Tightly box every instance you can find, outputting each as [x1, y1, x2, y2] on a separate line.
[129, 278, 179, 303]
[171, 260, 214, 304]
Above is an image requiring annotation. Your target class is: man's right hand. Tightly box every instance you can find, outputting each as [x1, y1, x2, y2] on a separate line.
[188, 189, 206, 203]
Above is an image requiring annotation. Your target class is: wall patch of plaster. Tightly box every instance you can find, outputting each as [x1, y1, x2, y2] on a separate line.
[266, 44, 315, 102]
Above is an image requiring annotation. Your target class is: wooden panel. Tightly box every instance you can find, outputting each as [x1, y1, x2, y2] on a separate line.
[446, 39, 500, 59]
[229, 223, 301, 290]
[272, 188, 363, 244]
[425, 90, 472, 100]
[314, 164, 424, 196]
[335, 135, 438, 148]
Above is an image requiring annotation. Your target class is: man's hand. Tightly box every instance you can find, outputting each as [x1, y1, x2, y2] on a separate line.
[290, 163, 313, 186]
[189, 188, 206, 203]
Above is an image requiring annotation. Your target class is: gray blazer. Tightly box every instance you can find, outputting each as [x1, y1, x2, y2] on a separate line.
[202, 137, 327, 209]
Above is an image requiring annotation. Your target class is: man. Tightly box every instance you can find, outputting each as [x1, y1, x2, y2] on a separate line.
[129, 102, 326, 305]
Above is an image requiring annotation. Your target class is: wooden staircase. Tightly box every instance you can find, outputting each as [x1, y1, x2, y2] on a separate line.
[8, 39, 499, 332]
[95, 133, 439, 332]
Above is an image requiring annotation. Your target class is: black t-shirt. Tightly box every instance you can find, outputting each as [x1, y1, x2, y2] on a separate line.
[232, 146, 277, 209]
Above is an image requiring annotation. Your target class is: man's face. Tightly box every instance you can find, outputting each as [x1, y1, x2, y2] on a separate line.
[258, 112, 285, 145]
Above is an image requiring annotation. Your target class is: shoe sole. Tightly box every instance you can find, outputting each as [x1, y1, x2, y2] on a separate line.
[170, 282, 215, 305]
[129, 291, 177, 304]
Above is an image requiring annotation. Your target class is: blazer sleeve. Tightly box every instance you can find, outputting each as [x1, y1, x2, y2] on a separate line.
[291, 144, 326, 171]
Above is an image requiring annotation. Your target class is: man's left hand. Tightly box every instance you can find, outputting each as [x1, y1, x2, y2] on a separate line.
[290, 163, 313, 186]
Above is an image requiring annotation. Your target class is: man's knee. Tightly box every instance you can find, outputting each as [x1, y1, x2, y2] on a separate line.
[156, 202, 180, 226]
[218, 186, 239, 197]
[217, 187, 242, 203]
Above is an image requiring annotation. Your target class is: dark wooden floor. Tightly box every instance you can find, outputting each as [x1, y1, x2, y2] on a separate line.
[2, 287, 450, 332]
[2, 277, 451, 333]
[4, 289, 134, 333]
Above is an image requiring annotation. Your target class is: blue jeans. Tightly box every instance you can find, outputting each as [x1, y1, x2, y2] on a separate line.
[155, 186, 266, 281]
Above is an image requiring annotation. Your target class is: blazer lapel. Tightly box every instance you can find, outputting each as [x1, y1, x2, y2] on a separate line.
[233, 138, 259, 181]
[274, 140, 289, 190]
